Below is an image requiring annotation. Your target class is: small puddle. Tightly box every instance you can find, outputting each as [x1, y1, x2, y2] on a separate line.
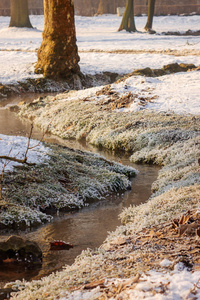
[0, 93, 159, 288]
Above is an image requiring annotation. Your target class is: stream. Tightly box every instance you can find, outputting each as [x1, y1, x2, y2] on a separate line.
[0, 93, 159, 288]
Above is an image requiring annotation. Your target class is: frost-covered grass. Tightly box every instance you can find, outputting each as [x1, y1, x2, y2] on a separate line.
[19, 90, 200, 146]
[119, 185, 200, 233]
[1, 206, 52, 228]
[0, 142, 136, 228]
[18, 85, 200, 231]
[130, 132, 200, 194]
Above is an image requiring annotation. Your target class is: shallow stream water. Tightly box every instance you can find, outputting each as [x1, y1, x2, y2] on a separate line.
[0, 93, 159, 288]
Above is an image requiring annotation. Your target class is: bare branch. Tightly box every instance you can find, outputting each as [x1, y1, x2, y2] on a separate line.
[0, 149, 12, 200]
[0, 117, 54, 200]
[24, 122, 34, 160]
[27, 118, 54, 150]
[0, 155, 35, 166]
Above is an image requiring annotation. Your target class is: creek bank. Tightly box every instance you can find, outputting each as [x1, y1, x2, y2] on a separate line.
[0, 72, 121, 99]
[0, 142, 137, 230]
[125, 62, 198, 78]
[162, 29, 200, 36]
[0, 235, 42, 299]
[8, 72, 200, 298]
[1, 62, 199, 100]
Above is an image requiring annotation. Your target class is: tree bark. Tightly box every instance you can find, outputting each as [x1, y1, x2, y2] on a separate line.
[118, 0, 136, 32]
[35, 0, 80, 79]
[97, 0, 105, 14]
[144, 0, 156, 32]
[97, 0, 114, 15]
[9, 0, 33, 28]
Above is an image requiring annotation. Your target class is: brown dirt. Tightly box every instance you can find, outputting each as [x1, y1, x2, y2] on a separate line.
[79, 49, 200, 56]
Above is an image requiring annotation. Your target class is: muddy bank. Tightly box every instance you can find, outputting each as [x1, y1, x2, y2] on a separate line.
[79, 49, 200, 56]
[0, 72, 121, 99]
[125, 62, 198, 78]
[1, 62, 199, 100]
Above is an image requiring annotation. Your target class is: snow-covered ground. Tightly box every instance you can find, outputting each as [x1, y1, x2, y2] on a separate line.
[0, 15, 200, 82]
[0, 134, 50, 171]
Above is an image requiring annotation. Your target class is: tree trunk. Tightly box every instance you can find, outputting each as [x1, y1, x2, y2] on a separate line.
[9, 0, 33, 28]
[144, 0, 156, 32]
[35, 0, 80, 79]
[118, 0, 136, 32]
[97, 0, 115, 15]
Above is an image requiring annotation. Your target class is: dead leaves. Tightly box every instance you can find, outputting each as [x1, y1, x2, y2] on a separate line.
[95, 85, 156, 111]
[172, 209, 200, 237]
[83, 274, 140, 299]
[65, 211, 200, 299]
[50, 240, 73, 251]
[84, 279, 105, 290]
[96, 85, 118, 97]
[102, 274, 140, 298]
[101, 209, 200, 284]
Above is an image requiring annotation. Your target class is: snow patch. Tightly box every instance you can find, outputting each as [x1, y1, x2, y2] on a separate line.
[0, 134, 50, 171]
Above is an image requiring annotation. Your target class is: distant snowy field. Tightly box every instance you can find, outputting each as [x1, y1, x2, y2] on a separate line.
[0, 14, 200, 83]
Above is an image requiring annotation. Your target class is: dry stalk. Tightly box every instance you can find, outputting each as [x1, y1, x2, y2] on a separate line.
[0, 149, 12, 201]
[0, 119, 53, 202]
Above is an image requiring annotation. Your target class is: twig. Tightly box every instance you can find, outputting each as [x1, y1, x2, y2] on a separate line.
[0, 149, 12, 201]
[0, 118, 54, 201]
[0, 119, 53, 165]
[0, 155, 35, 166]
[27, 118, 53, 151]
[23, 122, 34, 160]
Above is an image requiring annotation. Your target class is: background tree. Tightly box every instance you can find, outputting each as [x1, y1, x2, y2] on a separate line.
[144, 0, 156, 33]
[9, 0, 33, 28]
[35, 0, 80, 79]
[118, 0, 136, 32]
[97, 0, 114, 15]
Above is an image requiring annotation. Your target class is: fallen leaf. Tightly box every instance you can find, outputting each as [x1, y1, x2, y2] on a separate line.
[50, 240, 73, 251]
[179, 215, 190, 225]
[84, 279, 105, 290]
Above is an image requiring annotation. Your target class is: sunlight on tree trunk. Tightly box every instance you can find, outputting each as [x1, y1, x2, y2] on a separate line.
[118, 0, 136, 32]
[144, 0, 156, 33]
[9, 0, 33, 28]
[97, 0, 106, 15]
[97, 0, 113, 15]
[35, 0, 80, 79]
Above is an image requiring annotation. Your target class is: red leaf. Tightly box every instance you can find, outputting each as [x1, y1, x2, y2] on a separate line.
[50, 240, 73, 251]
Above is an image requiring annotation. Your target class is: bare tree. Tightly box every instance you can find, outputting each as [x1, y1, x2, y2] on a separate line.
[35, 0, 80, 79]
[144, 0, 156, 33]
[9, 0, 33, 28]
[118, 0, 136, 32]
